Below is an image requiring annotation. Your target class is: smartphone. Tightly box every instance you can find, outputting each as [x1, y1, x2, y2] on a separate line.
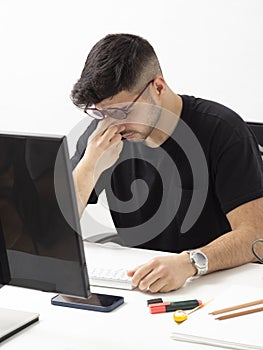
[51, 292, 124, 312]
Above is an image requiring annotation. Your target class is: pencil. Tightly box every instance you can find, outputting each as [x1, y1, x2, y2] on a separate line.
[215, 306, 263, 320]
[209, 298, 263, 315]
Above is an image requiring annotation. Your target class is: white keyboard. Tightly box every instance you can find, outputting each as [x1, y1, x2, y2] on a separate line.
[88, 266, 134, 290]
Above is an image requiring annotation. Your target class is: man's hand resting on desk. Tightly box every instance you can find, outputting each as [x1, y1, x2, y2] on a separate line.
[127, 252, 196, 293]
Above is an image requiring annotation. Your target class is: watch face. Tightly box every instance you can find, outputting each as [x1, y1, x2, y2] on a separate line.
[190, 250, 208, 275]
[195, 252, 207, 265]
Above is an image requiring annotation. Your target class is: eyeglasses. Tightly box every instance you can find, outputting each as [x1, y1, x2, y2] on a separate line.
[84, 79, 154, 120]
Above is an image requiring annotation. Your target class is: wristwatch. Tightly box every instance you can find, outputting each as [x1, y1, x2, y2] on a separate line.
[186, 250, 208, 276]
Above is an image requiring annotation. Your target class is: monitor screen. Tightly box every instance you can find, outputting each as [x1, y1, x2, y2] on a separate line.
[0, 132, 90, 298]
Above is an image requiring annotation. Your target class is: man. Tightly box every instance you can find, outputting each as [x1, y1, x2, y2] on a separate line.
[71, 33, 263, 293]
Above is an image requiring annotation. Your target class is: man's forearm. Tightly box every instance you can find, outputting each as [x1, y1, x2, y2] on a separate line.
[199, 198, 263, 274]
[73, 160, 97, 217]
[201, 227, 262, 274]
[72, 123, 125, 217]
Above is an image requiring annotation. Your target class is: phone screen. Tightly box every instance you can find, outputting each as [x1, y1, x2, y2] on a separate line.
[51, 292, 124, 312]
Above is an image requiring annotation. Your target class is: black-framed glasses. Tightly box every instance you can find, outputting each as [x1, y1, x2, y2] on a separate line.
[84, 79, 154, 120]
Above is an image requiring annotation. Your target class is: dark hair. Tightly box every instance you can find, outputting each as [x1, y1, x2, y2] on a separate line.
[71, 33, 162, 108]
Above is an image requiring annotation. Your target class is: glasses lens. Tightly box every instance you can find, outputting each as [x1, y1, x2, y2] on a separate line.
[106, 108, 127, 120]
[86, 109, 105, 120]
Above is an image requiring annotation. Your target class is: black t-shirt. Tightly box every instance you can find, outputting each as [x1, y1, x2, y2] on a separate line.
[71, 95, 263, 252]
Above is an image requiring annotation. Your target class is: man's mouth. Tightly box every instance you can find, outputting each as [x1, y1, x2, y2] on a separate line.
[121, 131, 135, 139]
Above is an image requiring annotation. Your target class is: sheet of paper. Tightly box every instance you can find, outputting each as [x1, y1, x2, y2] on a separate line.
[171, 285, 263, 350]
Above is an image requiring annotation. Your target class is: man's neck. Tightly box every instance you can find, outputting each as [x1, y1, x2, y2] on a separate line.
[145, 92, 183, 148]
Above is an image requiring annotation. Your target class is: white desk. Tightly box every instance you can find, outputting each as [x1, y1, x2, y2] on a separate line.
[0, 242, 262, 350]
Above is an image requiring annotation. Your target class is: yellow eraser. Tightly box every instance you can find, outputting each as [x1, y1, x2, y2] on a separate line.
[173, 310, 188, 323]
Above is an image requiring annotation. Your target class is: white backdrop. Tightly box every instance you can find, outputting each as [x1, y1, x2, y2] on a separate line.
[1, 0, 263, 134]
[1, 0, 262, 236]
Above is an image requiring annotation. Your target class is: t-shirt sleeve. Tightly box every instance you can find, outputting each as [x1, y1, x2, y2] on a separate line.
[70, 119, 102, 205]
[214, 128, 263, 214]
[71, 120, 98, 170]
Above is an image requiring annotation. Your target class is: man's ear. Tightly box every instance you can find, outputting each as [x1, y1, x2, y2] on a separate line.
[152, 76, 166, 96]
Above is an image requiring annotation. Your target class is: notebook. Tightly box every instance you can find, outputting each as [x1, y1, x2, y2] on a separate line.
[171, 285, 263, 350]
[0, 308, 39, 342]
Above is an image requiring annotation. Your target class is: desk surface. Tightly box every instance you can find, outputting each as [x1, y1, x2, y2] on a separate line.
[0, 242, 262, 350]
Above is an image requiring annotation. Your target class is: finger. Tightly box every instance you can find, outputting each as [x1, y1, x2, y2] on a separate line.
[158, 285, 173, 293]
[137, 270, 161, 291]
[89, 122, 109, 141]
[96, 119, 124, 135]
[127, 262, 145, 279]
[147, 278, 168, 293]
[90, 125, 124, 148]
[131, 263, 155, 288]
[109, 139, 123, 157]
[96, 118, 115, 133]
[102, 124, 125, 139]
[108, 133, 123, 144]
[90, 119, 120, 140]
[127, 269, 136, 277]
[126, 264, 147, 286]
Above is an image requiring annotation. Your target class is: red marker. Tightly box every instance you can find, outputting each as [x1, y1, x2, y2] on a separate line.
[149, 299, 202, 314]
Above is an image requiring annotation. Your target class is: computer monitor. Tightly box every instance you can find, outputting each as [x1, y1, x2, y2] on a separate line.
[0, 131, 89, 297]
[0, 131, 124, 313]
